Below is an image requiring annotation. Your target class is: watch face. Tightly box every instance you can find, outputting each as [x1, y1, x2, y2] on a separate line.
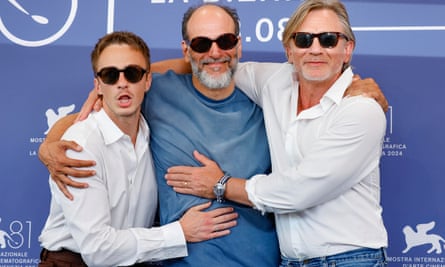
[213, 183, 225, 197]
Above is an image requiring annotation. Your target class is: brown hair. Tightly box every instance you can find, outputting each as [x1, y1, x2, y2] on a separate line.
[91, 31, 151, 74]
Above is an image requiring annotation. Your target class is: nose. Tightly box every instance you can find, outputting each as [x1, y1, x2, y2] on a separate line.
[116, 72, 129, 88]
[208, 42, 223, 57]
[308, 37, 323, 53]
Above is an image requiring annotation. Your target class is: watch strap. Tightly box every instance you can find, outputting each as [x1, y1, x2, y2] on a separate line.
[218, 172, 232, 185]
[215, 172, 231, 203]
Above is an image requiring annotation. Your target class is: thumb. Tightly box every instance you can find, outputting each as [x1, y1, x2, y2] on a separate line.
[193, 150, 214, 166]
[189, 201, 212, 212]
[61, 140, 83, 152]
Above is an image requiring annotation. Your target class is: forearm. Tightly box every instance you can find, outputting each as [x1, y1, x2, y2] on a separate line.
[46, 113, 78, 142]
[39, 113, 78, 165]
[225, 178, 252, 206]
[151, 58, 191, 74]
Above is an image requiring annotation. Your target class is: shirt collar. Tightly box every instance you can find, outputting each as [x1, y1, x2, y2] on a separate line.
[320, 67, 353, 107]
[296, 67, 353, 120]
[95, 109, 149, 145]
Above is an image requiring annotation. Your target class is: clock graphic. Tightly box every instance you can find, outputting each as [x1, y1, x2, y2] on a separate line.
[0, 0, 78, 47]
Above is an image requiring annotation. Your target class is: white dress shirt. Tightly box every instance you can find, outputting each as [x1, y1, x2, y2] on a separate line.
[39, 109, 187, 266]
[235, 62, 388, 260]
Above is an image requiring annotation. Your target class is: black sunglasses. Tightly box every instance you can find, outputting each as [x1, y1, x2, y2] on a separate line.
[96, 65, 147, 85]
[187, 33, 239, 53]
[291, 32, 349, 49]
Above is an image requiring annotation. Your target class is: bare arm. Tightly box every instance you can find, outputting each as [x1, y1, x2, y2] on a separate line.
[166, 151, 252, 206]
[151, 58, 191, 74]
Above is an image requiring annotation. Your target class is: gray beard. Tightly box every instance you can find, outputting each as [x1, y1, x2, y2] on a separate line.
[190, 57, 238, 89]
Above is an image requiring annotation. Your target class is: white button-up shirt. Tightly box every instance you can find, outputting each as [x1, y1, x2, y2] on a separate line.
[39, 109, 186, 266]
[235, 62, 388, 259]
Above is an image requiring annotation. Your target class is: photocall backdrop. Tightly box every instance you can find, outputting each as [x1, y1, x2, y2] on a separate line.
[1, 0, 444, 266]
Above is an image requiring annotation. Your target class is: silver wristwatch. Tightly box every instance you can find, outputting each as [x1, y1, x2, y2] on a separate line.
[213, 172, 232, 203]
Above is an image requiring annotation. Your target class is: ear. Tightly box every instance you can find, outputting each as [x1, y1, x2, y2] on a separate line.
[285, 45, 293, 63]
[237, 37, 242, 59]
[343, 40, 355, 64]
[94, 78, 103, 95]
[181, 41, 191, 64]
[145, 72, 152, 92]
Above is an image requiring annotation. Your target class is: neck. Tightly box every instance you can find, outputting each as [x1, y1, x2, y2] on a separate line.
[297, 79, 335, 114]
[119, 118, 140, 146]
[105, 109, 140, 146]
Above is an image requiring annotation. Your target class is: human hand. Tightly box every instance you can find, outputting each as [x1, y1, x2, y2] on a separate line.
[75, 87, 103, 122]
[39, 140, 95, 200]
[345, 75, 389, 112]
[180, 202, 238, 242]
[166, 150, 224, 199]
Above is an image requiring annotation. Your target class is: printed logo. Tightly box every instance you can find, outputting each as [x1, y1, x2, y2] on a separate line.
[0, 0, 78, 47]
[0, 220, 19, 249]
[0, 218, 24, 250]
[382, 106, 407, 158]
[0, 217, 40, 265]
[28, 104, 76, 158]
[44, 104, 76, 135]
[402, 221, 445, 254]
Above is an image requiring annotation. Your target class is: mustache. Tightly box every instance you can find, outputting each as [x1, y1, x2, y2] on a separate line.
[201, 56, 231, 64]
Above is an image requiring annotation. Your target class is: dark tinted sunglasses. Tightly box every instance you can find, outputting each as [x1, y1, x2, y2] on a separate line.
[187, 33, 239, 53]
[291, 32, 349, 49]
[96, 65, 147, 85]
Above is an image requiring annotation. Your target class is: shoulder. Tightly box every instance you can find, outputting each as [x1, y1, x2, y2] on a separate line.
[237, 61, 291, 76]
[62, 114, 104, 151]
[236, 61, 293, 88]
[337, 95, 387, 130]
[341, 95, 385, 114]
[149, 71, 191, 95]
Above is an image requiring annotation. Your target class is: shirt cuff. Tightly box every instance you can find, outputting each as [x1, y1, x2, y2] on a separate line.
[131, 221, 187, 262]
[246, 175, 267, 213]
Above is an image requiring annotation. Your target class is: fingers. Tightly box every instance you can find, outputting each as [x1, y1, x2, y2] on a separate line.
[54, 178, 73, 200]
[167, 165, 193, 174]
[45, 139, 94, 200]
[189, 201, 212, 212]
[93, 99, 102, 112]
[378, 98, 389, 113]
[56, 141, 96, 171]
[360, 78, 389, 112]
[209, 207, 238, 226]
[208, 208, 238, 239]
[62, 159, 96, 172]
[168, 179, 191, 189]
[181, 203, 238, 242]
[60, 140, 82, 152]
[165, 172, 192, 189]
[51, 169, 89, 188]
[210, 229, 231, 239]
[213, 220, 237, 233]
[209, 206, 237, 218]
[76, 88, 101, 122]
[192, 150, 212, 165]
[51, 171, 88, 200]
